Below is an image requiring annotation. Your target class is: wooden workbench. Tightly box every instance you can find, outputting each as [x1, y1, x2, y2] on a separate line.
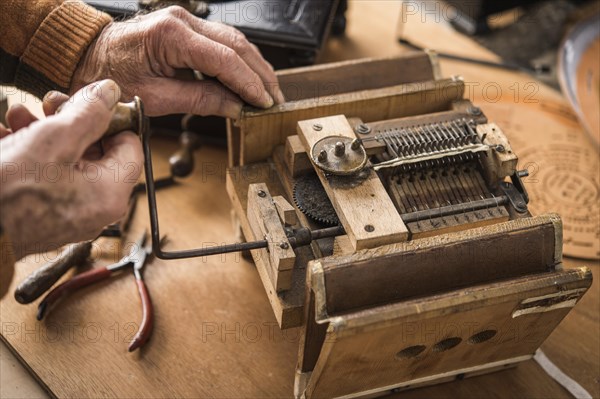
[1, 1, 598, 398]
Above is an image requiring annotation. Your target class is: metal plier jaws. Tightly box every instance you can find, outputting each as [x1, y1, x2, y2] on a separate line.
[37, 231, 154, 352]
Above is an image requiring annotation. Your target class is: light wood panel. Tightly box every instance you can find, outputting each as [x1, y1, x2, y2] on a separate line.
[297, 115, 409, 250]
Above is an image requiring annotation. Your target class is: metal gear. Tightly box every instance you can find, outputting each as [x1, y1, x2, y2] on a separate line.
[293, 174, 340, 227]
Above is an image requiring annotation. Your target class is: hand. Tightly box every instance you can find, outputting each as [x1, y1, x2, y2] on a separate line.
[0, 80, 143, 260]
[72, 6, 285, 119]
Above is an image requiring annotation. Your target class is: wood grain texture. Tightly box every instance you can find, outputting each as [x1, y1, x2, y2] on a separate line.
[225, 162, 306, 329]
[318, 215, 561, 316]
[1, 1, 599, 398]
[247, 183, 295, 292]
[273, 196, 297, 227]
[239, 78, 465, 164]
[303, 268, 592, 398]
[297, 115, 409, 250]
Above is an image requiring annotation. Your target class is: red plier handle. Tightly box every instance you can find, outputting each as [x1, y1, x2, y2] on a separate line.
[37, 266, 112, 320]
[128, 277, 153, 352]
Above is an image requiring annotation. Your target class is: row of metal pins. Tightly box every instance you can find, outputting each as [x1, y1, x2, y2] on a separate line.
[375, 118, 480, 167]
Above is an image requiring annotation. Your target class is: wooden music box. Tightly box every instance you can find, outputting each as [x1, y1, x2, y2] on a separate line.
[225, 52, 592, 398]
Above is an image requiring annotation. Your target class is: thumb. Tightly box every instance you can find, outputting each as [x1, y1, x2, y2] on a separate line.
[50, 79, 122, 159]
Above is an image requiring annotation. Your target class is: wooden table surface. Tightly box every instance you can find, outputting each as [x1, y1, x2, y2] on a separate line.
[1, 1, 598, 398]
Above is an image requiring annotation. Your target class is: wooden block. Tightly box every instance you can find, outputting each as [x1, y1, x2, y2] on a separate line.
[277, 52, 436, 101]
[239, 77, 465, 164]
[297, 115, 409, 250]
[332, 235, 354, 256]
[477, 123, 518, 182]
[247, 183, 296, 292]
[317, 214, 563, 315]
[284, 135, 313, 177]
[302, 267, 592, 398]
[273, 195, 298, 226]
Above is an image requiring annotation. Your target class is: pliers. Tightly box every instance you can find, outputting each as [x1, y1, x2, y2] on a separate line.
[37, 231, 154, 352]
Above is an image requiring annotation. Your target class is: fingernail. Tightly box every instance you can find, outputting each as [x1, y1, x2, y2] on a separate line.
[43, 91, 62, 102]
[274, 88, 286, 104]
[94, 79, 121, 109]
[263, 93, 274, 108]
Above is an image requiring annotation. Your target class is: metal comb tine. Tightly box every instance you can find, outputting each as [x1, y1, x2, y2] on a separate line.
[448, 121, 466, 146]
[424, 125, 438, 152]
[399, 129, 412, 155]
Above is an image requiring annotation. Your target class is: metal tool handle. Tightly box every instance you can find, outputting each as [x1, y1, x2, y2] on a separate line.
[128, 279, 154, 352]
[37, 266, 112, 320]
[169, 131, 201, 178]
[14, 241, 93, 304]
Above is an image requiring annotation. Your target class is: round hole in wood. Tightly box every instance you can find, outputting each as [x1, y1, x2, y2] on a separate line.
[396, 345, 426, 359]
[432, 337, 462, 352]
[468, 329, 497, 344]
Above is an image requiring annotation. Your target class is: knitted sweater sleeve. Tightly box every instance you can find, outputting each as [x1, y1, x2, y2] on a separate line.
[0, 0, 112, 98]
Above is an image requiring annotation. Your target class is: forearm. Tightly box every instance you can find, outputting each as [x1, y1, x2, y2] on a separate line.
[0, 0, 112, 98]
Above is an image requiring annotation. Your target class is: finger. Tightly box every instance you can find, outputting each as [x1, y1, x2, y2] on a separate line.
[0, 123, 12, 139]
[140, 77, 243, 119]
[6, 104, 38, 131]
[164, 24, 274, 108]
[90, 132, 143, 218]
[47, 79, 121, 160]
[42, 91, 70, 116]
[184, 19, 285, 104]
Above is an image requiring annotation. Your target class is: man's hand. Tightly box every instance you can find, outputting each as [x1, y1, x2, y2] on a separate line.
[0, 80, 143, 260]
[72, 6, 285, 119]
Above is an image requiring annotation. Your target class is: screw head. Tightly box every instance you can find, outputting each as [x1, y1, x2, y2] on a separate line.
[351, 139, 361, 151]
[334, 141, 346, 157]
[364, 224, 375, 232]
[468, 106, 482, 116]
[313, 124, 323, 131]
[257, 190, 266, 198]
[495, 145, 506, 153]
[356, 123, 371, 135]
[279, 242, 289, 250]
[318, 149, 328, 162]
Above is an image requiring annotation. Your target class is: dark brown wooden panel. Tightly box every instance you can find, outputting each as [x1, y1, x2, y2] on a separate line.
[320, 216, 560, 315]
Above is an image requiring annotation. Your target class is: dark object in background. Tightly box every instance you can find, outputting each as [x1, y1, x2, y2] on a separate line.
[445, 0, 546, 35]
[442, 0, 592, 88]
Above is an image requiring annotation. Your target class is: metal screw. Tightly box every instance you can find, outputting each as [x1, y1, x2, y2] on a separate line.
[257, 190, 266, 198]
[318, 149, 328, 163]
[334, 141, 346, 157]
[279, 242, 289, 250]
[351, 139, 361, 151]
[356, 123, 371, 135]
[495, 144, 505, 153]
[364, 224, 375, 232]
[313, 124, 323, 131]
[468, 106, 482, 116]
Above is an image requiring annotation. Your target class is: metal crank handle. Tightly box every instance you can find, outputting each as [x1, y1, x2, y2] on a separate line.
[57, 97, 144, 139]
[14, 241, 93, 304]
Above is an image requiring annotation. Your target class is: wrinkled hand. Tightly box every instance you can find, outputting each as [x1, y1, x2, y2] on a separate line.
[0, 80, 143, 260]
[72, 6, 285, 119]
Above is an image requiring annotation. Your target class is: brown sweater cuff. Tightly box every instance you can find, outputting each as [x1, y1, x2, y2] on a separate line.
[15, 1, 112, 98]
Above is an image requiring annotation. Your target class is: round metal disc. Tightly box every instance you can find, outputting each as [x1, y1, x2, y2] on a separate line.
[311, 136, 367, 175]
